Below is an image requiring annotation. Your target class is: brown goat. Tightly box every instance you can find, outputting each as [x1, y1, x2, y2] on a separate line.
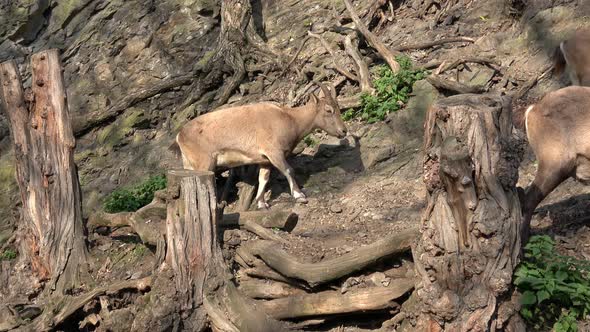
[553, 29, 590, 86]
[522, 86, 590, 229]
[173, 84, 348, 209]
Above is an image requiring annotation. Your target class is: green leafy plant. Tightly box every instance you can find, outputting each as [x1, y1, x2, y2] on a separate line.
[0, 249, 17, 260]
[345, 55, 428, 123]
[103, 174, 167, 213]
[514, 235, 590, 332]
[303, 134, 318, 147]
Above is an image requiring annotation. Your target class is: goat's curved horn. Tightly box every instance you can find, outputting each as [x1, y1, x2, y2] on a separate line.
[328, 83, 337, 100]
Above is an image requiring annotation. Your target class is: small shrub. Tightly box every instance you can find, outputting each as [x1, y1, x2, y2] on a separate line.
[514, 235, 590, 332]
[345, 55, 428, 123]
[0, 249, 17, 260]
[103, 174, 166, 213]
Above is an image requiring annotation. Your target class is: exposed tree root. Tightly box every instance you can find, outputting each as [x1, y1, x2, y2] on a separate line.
[342, 0, 401, 72]
[344, 33, 374, 93]
[308, 31, 359, 82]
[426, 75, 487, 94]
[394, 37, 475, 52]
[247, 227, 418, 287]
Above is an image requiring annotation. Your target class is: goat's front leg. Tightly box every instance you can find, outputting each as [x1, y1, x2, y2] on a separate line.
[265, 153, 307, 202]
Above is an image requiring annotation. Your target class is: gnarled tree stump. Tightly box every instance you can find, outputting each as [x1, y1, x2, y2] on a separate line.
[135, 169, 282, 332]
[0, 50, 88, 295]
[413, 94, 525, 331]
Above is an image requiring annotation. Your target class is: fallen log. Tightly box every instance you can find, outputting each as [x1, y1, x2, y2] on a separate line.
[260, 279, 414, 319]
[249, 227, 419, 287]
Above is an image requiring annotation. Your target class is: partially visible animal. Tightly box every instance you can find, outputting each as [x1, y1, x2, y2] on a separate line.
[522, 86, 590, 230]
[553, 29, 590, 86]
[171, 83, 348, 209]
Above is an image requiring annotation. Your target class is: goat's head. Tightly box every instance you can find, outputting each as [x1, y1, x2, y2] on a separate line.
[310, 83, 348, 138]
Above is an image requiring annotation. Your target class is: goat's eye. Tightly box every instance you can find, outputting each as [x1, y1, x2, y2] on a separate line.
[325, 106, 334, 114]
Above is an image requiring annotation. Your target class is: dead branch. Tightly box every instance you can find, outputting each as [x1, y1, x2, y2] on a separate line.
[260, 279, 414, 319]
[34, 276, 152, 330]
[307, 31, 359, 82]
[394, 37, 475, 52]
[248, 227, 418, 287]
[344, 33, 374, 93]
[426, 75, 487, 94]
[342, 0, 401, 72]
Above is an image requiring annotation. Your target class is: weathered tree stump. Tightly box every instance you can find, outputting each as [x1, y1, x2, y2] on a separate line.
[412, 94, 525, 331]
[136, 169, 282, 332]
[0, 50, 88, 294]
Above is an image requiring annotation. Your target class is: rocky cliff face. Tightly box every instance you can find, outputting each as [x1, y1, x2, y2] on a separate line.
[0, 0, 222, 235]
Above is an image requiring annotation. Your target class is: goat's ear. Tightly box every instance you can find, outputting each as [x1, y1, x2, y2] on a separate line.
[310, 93, 319, 104]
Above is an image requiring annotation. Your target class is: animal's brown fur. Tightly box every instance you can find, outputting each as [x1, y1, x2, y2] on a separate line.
[553, 29, 590, 86]
[175, 84, 347, 208]
[522, 86, 590, 232]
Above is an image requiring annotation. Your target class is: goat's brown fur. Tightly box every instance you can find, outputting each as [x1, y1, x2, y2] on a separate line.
[174, 84, 347, 208]
[522, 86, 590, 233]
[553, 29, 590, 86]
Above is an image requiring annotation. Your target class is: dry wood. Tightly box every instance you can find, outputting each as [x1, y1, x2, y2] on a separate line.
[342, 0, 401, 72]
[308, 31, 359, 82]
[394, 37, 475, 52]
[158, 169, 282, 332]
[0, 51, 88, 295]
[426, 75, 487, 94]
[238, 277, 306, 299]
[338, 93, 363, 109]
[344, 33, 374, 93]
[33, 276, 152, 331]
[221, 210, 299, 230]
[261, 279, 414, 319]
[249, 227, 418, 287]
[512, 65, 552, 100]
[415, 94, 524, 330]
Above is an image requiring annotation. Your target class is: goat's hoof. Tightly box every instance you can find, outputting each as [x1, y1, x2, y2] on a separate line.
[295, 197, 308, 204]
[257, 201, 270, 210]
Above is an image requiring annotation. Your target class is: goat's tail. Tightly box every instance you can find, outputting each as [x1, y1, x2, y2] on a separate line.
[553, 42, 567, 77]
[169, 134, 182, 158]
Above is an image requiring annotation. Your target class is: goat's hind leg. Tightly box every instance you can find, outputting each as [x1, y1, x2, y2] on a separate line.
[265, 153, 307, 202]
[254, 165, 272, 209]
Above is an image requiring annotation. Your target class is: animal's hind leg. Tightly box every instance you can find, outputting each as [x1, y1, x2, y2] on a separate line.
[265, 153, 306, 202]
[255, 165, 272, 209]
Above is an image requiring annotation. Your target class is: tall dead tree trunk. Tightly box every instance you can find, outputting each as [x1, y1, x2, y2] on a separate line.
[412, 94, 525, 331]
[136, 169, 282, 332]
[0, 50, 88, 295]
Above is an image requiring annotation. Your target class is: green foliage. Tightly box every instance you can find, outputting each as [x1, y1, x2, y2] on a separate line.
[103, 175, 167, 213]
[345, 55, 428, 123]
[514, 235, 590, 332]
[0, 249, 17, 260]
[303, 134, 318, 147]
